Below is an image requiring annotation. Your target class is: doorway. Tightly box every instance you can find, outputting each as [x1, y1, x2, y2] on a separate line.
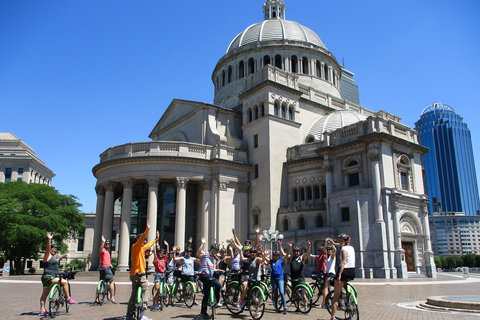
[402, 241, 415, 271]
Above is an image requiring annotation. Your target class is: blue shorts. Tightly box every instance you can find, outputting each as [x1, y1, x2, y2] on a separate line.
[154, 273, 165, 283]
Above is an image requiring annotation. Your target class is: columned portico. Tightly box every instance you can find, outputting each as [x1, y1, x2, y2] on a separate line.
[90, 184, 105, 270]
[117, 179, 133, 272]
[146, 177, 160, 258]
[102, 182, 116, 244]
[175, 177, 189, 251]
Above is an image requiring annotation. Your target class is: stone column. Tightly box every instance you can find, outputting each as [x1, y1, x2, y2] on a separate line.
[175, 177, 189, 251]
[369, 153, 383, 222]
[217, 179, 230, 243]
[117, 179, 133, 272]
[237, 183, 250, 242]
[90, 184, 106, 270]
[391, 196, 408, 278]
[200, 180, 211, 246]
[102, 182, 116, 244]
[323, 164, 333, 194]
[421, 200, 437, 278]
[146, 177, 160, 266]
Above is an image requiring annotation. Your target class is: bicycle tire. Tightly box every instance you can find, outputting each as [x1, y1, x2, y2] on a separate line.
[345, 293, 359, 320]
[260, 281, 269, 301]
[293, 285, 312, 314]
[224, 282, 242, 314]
[184, 281, 196, 308]
[248, 286, 265, 320]
[135, 286, 142, 320]
[66, 282, 71, 313]
[209, 286, 216, 320]
[96, 280, 104, 305]
[325, 289, 334, 315]
[48, 285, 61, 318]
[284, 283, 292, 303]
[174, 282, 183, 303]
[326, 289, 354, 320]
[309, 282, 322, 305]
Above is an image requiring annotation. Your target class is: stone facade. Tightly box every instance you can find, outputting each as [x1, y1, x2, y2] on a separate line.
[90, 0, 436, 278]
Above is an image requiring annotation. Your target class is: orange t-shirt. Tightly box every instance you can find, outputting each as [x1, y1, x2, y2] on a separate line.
[129, 228, 157, 276]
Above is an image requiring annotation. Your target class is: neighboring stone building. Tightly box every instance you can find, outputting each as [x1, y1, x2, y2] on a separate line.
[429, 212, 480, 256]
[90, 0, 436, 278]
[0, 132, 54, 185]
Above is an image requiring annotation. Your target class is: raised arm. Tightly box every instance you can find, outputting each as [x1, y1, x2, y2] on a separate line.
[164, 240, 169, 254]
[284, 241, 293, 262]
[100, 235, 106, 253]
[232, 228, 241, 246]
[253, 227, 261, 248]
[277, 241, 286, 258]
[302, 240, 312, 263]
[196, 237, 206, 258]
[44, 232, 52, 263]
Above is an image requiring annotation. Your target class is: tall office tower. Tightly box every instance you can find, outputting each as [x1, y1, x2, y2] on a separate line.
[415, 103, 480, 216]
[339, 67, 360, 105]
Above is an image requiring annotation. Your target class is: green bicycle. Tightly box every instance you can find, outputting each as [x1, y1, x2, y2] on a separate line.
[224, 279, 266, 320]
[95, 278, 115, 305]
[325, 281, 359, 320]
[167, 274, 197, 308]
[48, 272, 76, 318]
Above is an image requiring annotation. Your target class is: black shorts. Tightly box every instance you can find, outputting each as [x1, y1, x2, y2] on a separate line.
[99, 267, 114, 283]
[336, 268, 355, 282]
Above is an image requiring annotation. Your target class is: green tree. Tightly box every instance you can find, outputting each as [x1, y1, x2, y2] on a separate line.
[455, 256, 463, 268]
[476, 255, 480, 268]
[462, 254, 476, 268]
[446, 256, 457, 269]
[441, 256, 448, 269]
[434, 256, 442, 268]
[0, 181, 85, 274]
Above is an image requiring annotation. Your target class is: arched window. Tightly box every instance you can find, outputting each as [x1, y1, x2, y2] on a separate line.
[274, 103, 279, 116]
[324, 64, 329, 81]
[293, 189, 298, 202]
[316, 60, 321, 77]
[300, 188, 305, 201]
[314, 185, 320, 199]
[264, 55, 270, 66]
[291, 56, 298, 73]
[222, 70, 226, 87]
[288, 107, 293, 120]
[347, 159, 360, 187]
[260, 103, 265, 117]
[281, 105, 286, 118]
[306, 136, 315, 143]
[248, 58, 255, 75]
[302, 57, 309, 74]
[239, 61, 245, 78]
[283, 219, 289, 231]
[298, 216, 306, 230]
[275, 55, 282, 69]
[227, 66, 232, 83]
[398, 155, 412, 191]
[248, 108, 253, 122]
[254, 106, 258, 120]
[316, 215, 324, 228]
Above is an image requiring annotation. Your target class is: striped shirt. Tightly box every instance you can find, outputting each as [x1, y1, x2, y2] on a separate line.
[231, 256, 241, 271]
[199, 251, 215, 276]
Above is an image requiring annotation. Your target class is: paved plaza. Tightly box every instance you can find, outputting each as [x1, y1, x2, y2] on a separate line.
[2, 272, 480, 320]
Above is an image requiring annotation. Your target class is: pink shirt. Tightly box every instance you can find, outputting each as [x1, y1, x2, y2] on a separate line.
[99, 248, 111, 268]
[316, 253, 327, 274]
[153, 256, 168, 273]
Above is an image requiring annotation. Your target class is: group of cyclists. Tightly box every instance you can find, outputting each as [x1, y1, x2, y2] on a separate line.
[39, 221, 356, 320]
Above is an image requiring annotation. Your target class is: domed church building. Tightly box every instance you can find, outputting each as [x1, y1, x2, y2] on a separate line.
[91, 0, 436, 278]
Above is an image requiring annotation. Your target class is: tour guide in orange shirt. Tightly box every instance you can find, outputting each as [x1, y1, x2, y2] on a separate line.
[125, 220, 158, 320]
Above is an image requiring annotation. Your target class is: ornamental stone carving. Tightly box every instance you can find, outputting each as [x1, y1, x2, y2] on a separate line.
[120, 179, 133, 189]
[104, 181, 116, 192]
[321, 165, 331, 172]
[176, 177, 189, 189]
[368, 153, 380, 162]
[95, 184, 105, 195]
[146, 177, 160, 188]
[218, 179, 230, 191]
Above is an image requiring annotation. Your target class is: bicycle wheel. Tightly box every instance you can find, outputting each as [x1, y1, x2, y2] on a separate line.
[325, 289, 334, 315]
[293, 285, 312, 314]
[184, 282, 196, 308]
[209, 287, 216, 320]
[309, 282, 322, 305]
[260, 281, 269, 301]
[284, 283, 292, 303]
[224, 282, 242, 315]
[135, 287, 142, 320]
[175, 282, 183, 303]
[345, 293, 359, 320]
[95, 281, 104, 305]
[48, 286, 61, 318]
[248, 286, 265, 320]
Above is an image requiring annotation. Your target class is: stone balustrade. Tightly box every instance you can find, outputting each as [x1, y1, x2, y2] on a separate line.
[99, 141, 248, 164]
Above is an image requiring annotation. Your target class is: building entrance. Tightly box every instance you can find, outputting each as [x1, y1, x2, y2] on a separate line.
[402, 241, 415, 271]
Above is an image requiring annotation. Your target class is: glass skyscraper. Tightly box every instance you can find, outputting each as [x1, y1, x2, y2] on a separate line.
[415, 103, 480, 216]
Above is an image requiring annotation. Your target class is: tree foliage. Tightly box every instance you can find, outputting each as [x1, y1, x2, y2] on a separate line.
[0, 181, 85, 274]
[434, 256, 442, 268]
[462, 254, 476, 268]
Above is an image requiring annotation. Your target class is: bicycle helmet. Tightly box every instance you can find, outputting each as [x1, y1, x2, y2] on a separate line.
[272, 250, 281, 256]
[185, 247, 193, 253]
[326, 244, 334, 250]
[219, 248, 227, 253]
[338, 233, 351, 242]
[51, 243, 58, 248]
[293, 246, 301, 252]
[250, 247, 257, 254]
[210, 243, 220, 252]
[158, 248, 165, 254]
[104, 239, 111, 244]
[243, 245, 251, 252]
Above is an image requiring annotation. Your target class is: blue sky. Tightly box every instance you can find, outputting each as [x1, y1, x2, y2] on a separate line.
[1, 1, 479, 213]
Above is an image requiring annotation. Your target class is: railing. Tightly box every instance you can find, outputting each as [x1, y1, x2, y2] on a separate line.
[99, 141, 248, 164]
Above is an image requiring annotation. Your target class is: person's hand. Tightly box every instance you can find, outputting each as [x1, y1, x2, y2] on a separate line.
[62, 254, 68, 259]
[164, 240, 168, 246]
[188, 237, 193, 243]
[307, 240, 312, 247]
[146, 219, 150, 229]
[255, 227, 261, 234]
[156, 231, 159, 240]
[289, 241, 293, 246]
[46, 232, 52, 240]
[232, 228, 236, 234]
[102, 235, 105, 243]
[201, 237, 206, 244]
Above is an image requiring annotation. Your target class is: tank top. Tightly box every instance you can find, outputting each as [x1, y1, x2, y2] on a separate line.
[43, 256, 59, 276]
[182, 256, 195, 275]
[248, 257, 261, 281]
[241, 259, 250, 275]
[341, 246, 355, 268]
[326, 254, 336, 274]
[231, 256, 241, 271]
[290, 256, 304, 280]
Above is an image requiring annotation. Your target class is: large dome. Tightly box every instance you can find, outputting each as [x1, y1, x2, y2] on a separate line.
[306, 111, 368, 141]
[226, 19, 327, 54]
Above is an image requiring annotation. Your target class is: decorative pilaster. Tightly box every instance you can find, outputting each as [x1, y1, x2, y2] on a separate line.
[369, 152, 382, 222]
[101, 182, 116, 248]
[200, 180, 211, 247]
[146, 177, 160, 266]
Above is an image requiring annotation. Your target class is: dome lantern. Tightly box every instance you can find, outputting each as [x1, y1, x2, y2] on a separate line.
[263, 0, 286, 20]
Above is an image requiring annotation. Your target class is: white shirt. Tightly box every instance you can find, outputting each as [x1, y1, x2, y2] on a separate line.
[341, 245, 355, 268]
[326, 254, 336, 274]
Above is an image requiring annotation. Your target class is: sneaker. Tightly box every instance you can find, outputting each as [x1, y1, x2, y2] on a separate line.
[216, 302, 223, 307]
[253, 312, 261, 318]
[38, 310, 48, 316]
[140, 316, 152, 320]
[151, 304, 160, 310]
[237, 299, 246, 309]
[319, 304, 326, 309]
[283, 308, 287, 314]
[194, 301, 201, 306]
[199, 313, 211, 319]
[67, 297, 76, 304]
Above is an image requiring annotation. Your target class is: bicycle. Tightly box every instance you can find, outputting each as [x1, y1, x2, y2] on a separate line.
[202, 276, 221, 320]
[48, 271, 77, 318]
[224, 278, 266, 320]
[289, 279, 313, 314]
[151, 273, 169, 311]
[325, 281, 359, 320]
[133, 271, 155, 320]
[309, 272, 327, 305]
[95, 268, 116, 305]
[271, 272, 292, 311]
[168, 274, 197, 307]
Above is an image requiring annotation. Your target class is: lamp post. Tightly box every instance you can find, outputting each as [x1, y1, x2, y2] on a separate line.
[259, 227, 284, 252]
